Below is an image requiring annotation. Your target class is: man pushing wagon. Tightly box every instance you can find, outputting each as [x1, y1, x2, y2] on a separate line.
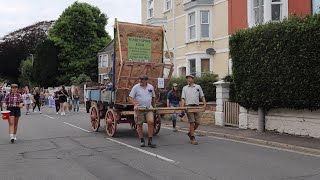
[129, 74, 157, 148]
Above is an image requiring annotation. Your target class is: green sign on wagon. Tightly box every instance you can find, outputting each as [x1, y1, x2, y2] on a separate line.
[127, 37, 152, 62]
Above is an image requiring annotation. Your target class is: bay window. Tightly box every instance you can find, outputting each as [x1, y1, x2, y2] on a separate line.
[188, 12, 196, 40]
[200, 11, 210, 38]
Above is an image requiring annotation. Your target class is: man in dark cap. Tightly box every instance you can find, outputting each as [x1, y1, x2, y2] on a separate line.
[129, 74, 157, 148]
[181, 75, 206, 145]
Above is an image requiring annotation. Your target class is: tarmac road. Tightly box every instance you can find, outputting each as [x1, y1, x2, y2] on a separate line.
[0, 107, 319, 180]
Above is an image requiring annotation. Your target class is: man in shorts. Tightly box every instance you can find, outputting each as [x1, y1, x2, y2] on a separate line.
[129, 74, 157, 148]
[181, 75, 206, 145]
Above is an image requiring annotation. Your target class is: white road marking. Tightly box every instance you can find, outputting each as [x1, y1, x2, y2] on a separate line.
[208, 135, 320, 158]
[43, 114, 55, 119]
[107, 138, 179, 165]
[63, 122, 91, 133]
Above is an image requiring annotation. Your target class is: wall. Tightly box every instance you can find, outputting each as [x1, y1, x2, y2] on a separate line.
[228, 0, 247, 34]
[288, 0, 312, 16]
[248, 109, 320, 138]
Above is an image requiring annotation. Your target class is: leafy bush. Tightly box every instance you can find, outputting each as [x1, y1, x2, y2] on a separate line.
[167, 73, 218, 102]
[230, 15, 320, 110]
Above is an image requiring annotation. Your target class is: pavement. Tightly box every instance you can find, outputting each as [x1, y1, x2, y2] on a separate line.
[162, 120, 320, 156]
[0, 106, 319, 180]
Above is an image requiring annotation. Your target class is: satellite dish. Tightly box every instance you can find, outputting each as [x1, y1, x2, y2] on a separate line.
[206, 48, 216, 55]
[165, 51, 174, 59]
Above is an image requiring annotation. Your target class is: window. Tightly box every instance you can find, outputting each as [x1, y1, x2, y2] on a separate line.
[189, 59, 196, 74]
[271, 0, 282, 21]
[164, 0, 172, 11]
[179, 67, 186, 77]
[248, 0, 288, 26]
[101, 55, 108, 67]
[148, 0, 154, 18]
[188, 13, 196, 40]
[200, 11, 210, 38]
[253, 0, 264, 24]
[99, 55, 102, 68]
[313, 0, 320, 14]
[201, 59, 210, 73]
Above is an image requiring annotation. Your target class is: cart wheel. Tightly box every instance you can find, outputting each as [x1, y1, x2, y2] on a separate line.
[153, 113, 161, 136]
[90, 105, 100, 132]
[130, 122, 137, 130]
[105, 109, 117, 137]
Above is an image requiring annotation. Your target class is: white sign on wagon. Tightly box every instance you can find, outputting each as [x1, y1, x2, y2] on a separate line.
[157, 78, 165, 89]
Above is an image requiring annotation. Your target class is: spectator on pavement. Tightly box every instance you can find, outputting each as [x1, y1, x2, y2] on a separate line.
[2, 84, 24, 143]
[181, 74, 206, 145]
[167, 83, 181, 132]
[129, 74, 157, 148]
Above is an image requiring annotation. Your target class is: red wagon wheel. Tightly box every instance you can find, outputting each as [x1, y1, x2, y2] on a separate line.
[153, 113, 161, 136]
[105, 109, 117, 137]
[89, 104, 100, 132]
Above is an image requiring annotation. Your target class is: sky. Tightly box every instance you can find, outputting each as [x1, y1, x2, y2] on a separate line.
[0, 0, 141, 38]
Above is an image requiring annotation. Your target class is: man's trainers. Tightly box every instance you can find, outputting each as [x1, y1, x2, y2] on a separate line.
[39, 111, 42, 114]
[140, 141, 146, 147]
[191, 139, 198, 145]
[173, 128, 178, 132]
[10, 138, 14, 144]
[148, 142, 157, 148]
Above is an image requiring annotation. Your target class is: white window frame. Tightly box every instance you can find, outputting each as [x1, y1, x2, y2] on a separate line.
[188, 12, 196, 40]
[147, 0, 154, 19]
[102, 54, 108, 67]
[164, 0, 172, 12]
[248, 0, 288, 27]
[186, 9, 212, 43]
[200, 10, 210, 38]
[99, 55, 103, 68]
[186, 53, 213, 75]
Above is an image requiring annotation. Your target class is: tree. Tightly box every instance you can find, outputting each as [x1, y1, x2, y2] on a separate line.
[49, 2, 111, 85]
[32, 39, 59, 87]
[18, 57, 33, 87]
[0, 21, 54, 80]
[70, 73, 92, 85]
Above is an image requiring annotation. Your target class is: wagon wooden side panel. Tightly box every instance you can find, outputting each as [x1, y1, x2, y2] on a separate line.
[114, 21, 173, 104]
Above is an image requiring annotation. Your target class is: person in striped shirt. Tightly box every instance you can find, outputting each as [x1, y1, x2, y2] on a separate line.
[2, 84, 24, 143]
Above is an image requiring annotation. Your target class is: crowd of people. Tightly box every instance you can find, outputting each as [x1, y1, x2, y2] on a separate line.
[0, 84, 82, 143]
[1, 74, 206, 147]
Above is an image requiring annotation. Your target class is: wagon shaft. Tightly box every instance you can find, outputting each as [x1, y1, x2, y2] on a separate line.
[120, 107, 205, 116]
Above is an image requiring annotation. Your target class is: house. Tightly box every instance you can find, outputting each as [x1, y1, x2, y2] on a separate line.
[141, 0, 314, 78]
[97, 40, 114, 84]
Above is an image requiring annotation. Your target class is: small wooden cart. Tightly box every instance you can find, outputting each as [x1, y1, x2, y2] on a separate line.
[87, 20, 205, 137]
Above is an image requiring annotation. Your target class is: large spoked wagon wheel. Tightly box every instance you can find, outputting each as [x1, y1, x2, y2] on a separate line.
[90, 104, 100, 132]
[105, 109, 117, 137]
[153, 113, 161, 136]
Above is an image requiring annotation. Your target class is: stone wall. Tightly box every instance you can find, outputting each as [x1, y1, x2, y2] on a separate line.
[248, 109, 320, 138]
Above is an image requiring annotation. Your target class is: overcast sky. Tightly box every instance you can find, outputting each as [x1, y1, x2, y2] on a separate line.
[0, 0, 141, 38]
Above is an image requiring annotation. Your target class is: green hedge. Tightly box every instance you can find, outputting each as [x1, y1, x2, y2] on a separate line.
[230, 15, 320, 110]
[167, 73, 218, 102]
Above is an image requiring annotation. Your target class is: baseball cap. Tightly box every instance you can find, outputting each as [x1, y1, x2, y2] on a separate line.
[139, 74, 149, 80]
[186, 74, 195, 79]
[104, 76, 110, 80]
[172, 83, 178, 87]
[11, 84, 18, 88]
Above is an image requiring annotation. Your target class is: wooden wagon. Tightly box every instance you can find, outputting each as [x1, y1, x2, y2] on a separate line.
[88, 20, 205, 137]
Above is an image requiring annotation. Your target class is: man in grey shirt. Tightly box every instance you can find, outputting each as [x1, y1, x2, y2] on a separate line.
[181, 74, 206, 145]
[129, 74, 157, 148]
